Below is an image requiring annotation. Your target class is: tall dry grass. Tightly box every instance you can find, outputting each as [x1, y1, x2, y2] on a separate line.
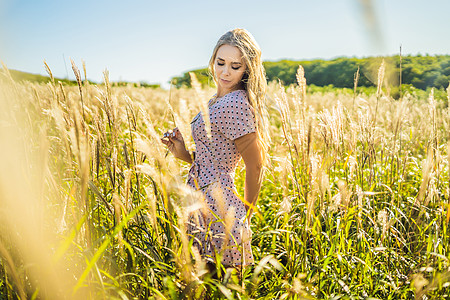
[0, 61, 449, 299]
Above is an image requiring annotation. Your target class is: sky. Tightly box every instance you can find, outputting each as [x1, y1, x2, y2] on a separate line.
[1, 0, 449, 88]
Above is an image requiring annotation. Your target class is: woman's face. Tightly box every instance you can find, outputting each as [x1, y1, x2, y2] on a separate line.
[214, 44, 247, 97]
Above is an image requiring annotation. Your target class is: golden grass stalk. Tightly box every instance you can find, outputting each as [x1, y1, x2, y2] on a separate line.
[274, 85, 293, 146]
[164, 95, 193, 153]
[306, 154, 324, 228]
[178, 97, 194, 151]
[82, 59, 87, 84]
[296, 65, 307, 108]
[377, 60, 385, 98]
[318, 101, 345, 155]
[353, 66, 360, 111]
[0, 62, 15, 85]
[374, 60, 385, 123]
[190, 72, 211, 139]
[274, 84, 304, 200]
[71, 59, 86, 120]
[428, 89, 438, 152]
[124, 169, 132, 212]
[44, 60, 55, 84]
[377, 209, 388, 241]
[337, 180, 352, 211]
[101, 69, 119, 148]
[416, 150, 433, 206]
[278, 196, 292, 216]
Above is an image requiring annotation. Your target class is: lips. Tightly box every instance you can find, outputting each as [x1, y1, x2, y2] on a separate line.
[220, 78, 231, 84]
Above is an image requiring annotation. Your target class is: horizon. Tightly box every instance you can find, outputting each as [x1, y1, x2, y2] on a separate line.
[6, 52, 450, 86]
[1, 0, 449, 87]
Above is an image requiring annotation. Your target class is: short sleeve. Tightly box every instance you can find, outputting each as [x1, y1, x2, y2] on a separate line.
[212, 91, 256, 141]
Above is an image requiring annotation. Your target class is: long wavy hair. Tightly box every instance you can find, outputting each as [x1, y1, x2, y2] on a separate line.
[208, 28, 270, 166]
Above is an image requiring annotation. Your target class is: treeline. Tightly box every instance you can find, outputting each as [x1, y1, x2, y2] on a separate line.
[172, 54, 450, 91]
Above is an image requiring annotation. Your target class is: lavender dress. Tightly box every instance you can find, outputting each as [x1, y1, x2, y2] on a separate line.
[187, 90, 256, 266]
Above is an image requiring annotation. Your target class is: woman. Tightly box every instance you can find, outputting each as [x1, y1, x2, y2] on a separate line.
[161, 28, 269, 267]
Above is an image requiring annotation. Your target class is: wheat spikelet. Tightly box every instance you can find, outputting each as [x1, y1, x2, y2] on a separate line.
[306, 155, 319, 228]
[124, 169, 132, 212]
[82, 59, 87, 84]
[71, 59, 86, 121]
[136, 104, 167, 167]
[71, 59, 82, 87]
[337, 180, 351, 211]
[178, 97, 193, 151]
[58, 81, 67, 106]
[0, 61, 15, 84]
[164, 95, 193, 152]
[318, 101, 346, 154]
[49, 104, 73, 162]
[416, 150, 433, 206]
[190, 72, 211, 139]
[374, 60, 385, 123]
[135, 140, 168, 187]
[92, 111, 106, 147]
[428, 89, 438, 153]
[295, 117, 308, 158]
[273, 155, 293, 216]
[43, 60, 54, 84]
[102, 70, 114, 126]
[353, 66, 360, 111]
[424, 176, 437, 207]
[223, 205, 236, 254]
[278, 196, 292, 216]
[296, 65, 307, 105]
[274, 83, 293, 146]
[377, 209, 388, 241]
[377, 60, 385, 99]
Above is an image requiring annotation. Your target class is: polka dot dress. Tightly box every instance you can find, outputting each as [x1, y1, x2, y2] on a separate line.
[187, 90, 256, 266]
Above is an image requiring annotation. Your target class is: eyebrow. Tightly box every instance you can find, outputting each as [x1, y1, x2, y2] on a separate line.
[217, 57, 242, 65]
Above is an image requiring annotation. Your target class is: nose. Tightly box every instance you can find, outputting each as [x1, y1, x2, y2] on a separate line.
[222, 65, 230, 75]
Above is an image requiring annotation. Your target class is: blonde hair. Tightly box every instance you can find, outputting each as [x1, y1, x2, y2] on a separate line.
[208, 28, 271, 165]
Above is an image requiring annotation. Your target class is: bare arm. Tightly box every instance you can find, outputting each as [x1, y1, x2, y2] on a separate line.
[235, 132, 263, 216]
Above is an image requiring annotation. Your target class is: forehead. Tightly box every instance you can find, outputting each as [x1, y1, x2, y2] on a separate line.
[216, 44, 244, 62]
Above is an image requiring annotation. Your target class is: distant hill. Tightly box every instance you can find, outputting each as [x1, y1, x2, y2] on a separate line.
[171, 54, 450, 91]
[2, 69, 78, 85]
[1, 69, 160, 88]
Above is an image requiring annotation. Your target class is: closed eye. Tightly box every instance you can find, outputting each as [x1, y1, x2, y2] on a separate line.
[216, 61, 242, 70]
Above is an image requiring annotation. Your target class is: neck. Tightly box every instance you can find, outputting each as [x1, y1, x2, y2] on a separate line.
[216, 83, 245, 98]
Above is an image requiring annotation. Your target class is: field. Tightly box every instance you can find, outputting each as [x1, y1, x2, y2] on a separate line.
[0, 62, 449, 299]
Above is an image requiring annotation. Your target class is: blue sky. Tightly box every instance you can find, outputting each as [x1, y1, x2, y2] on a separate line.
[1, 0, 449, 87]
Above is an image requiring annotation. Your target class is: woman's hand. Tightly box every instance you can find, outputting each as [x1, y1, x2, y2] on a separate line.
[161, 127, 193, 163]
